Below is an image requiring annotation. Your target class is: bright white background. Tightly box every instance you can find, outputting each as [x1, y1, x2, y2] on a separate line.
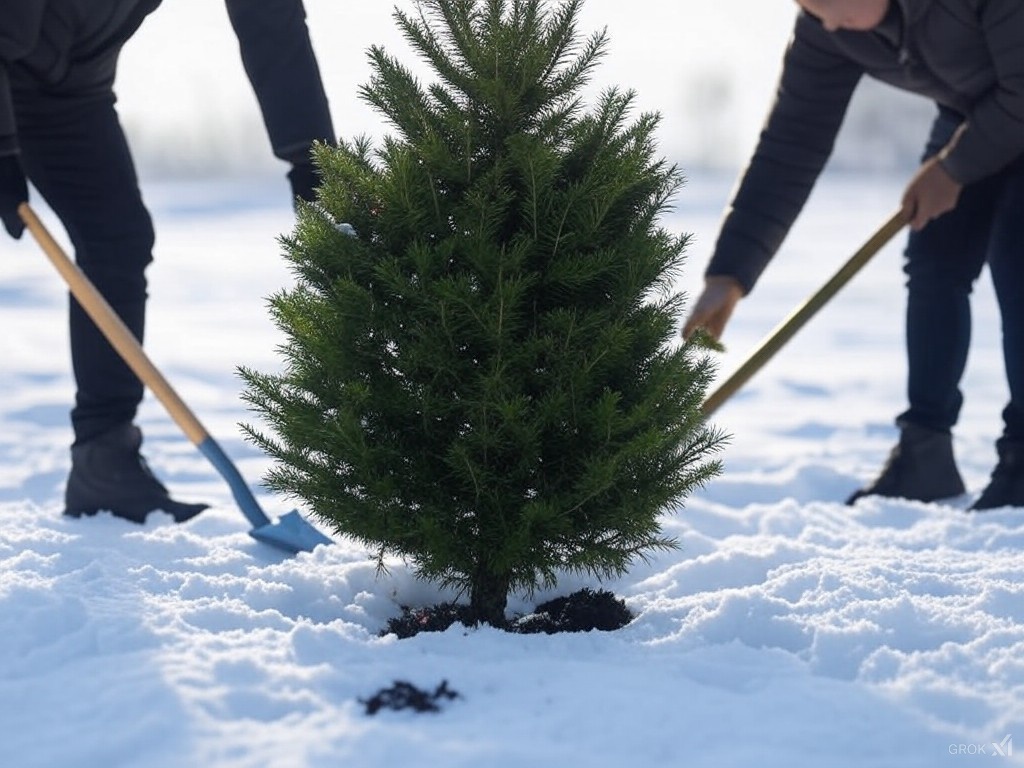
[116, 0, 934, 177]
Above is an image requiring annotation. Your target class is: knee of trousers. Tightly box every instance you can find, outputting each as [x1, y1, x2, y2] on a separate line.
[71, 200, 154, 264]
[902, 239, 981, 294]
[73, 229, 155, 303]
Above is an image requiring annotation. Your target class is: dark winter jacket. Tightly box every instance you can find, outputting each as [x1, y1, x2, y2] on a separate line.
[707, 0, 1024, 293]
[0, 0, 160, 156]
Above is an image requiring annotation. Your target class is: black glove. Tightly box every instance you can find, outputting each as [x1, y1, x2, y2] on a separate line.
[287, 160, 321, 205]
[0, 153, 28, 239]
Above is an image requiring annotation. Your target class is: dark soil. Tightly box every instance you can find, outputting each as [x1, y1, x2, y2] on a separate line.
[363, 589, 632, 715]
[361, 680, 460, 715]
[384, 588, 633, 639]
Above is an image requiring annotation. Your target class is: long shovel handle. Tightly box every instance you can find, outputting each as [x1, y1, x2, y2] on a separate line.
[701, 209, 907, 418]
[19, 203, 209, 444]
[20, 203, 332, 552]
[18, 202, 282, 532]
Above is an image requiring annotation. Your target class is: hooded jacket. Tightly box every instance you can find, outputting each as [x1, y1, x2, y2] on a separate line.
[707, 0, 1024, 293]
[0, 0, 160, 157]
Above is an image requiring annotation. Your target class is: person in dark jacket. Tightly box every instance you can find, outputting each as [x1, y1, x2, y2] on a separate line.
[0, 0, 210, 524]
[682, 0, 1024, 510]
[0, 0, 336, 525]
[225, 0, 335, 203]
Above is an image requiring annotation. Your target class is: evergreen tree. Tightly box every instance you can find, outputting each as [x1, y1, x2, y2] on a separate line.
[240, 0, 725, 625]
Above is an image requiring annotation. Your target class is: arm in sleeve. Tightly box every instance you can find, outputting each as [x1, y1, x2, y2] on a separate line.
[940, 0, 1024, 185]
[225, 0, 335, 163]
[706, 13, 863, 293]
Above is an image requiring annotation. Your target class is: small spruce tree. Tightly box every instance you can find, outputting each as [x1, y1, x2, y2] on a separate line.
[240, 0, 725, 625]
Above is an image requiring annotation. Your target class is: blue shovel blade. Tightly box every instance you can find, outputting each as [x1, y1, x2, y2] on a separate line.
[250, 510, 334, 554]
[198, 437, 333, 554]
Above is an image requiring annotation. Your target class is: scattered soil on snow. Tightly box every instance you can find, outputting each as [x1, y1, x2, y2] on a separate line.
[361, 680, 461, 715]
[363, 590, 632, 714]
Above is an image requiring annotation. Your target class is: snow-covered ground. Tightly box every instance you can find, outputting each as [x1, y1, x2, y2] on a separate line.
[3, 2, 1022, 766]
[2, 166, 1021, 767]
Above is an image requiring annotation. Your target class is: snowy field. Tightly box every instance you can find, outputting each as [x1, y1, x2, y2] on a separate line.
[3, 1, 1022, 766]
[2, 167, 1021, 767]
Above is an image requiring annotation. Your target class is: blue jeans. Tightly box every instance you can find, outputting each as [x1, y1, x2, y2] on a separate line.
[901, 107, 1024, 439]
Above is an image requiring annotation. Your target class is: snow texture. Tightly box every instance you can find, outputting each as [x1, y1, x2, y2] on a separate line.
[1, 2, 1020, 766]
[2, 168, 1020, 767]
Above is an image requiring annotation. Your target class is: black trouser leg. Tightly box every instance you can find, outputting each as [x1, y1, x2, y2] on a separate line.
[897, 108, 1004, 433]
[986, 161, 1024, 440]
[900, 176, 997, 432]
[14, 90, 154, 445]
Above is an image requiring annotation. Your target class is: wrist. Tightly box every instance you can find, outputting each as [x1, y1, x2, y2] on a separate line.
[705, 273, 746, 298]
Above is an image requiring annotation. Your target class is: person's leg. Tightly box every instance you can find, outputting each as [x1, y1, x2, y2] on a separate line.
[15, 89, 152, 444]
[848, 108, 998, 504]
[899, 174, 1001, 431]
[971, 158, 1024, 510]
[986, 159, 1024, 441]
[11, 28, 205, 523]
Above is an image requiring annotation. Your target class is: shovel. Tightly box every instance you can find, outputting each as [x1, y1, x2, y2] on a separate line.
[701, 209, 908, 418]
[19, 203, 332, 554]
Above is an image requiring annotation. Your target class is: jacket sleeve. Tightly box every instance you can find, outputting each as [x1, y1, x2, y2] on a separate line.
[706, 13, 863, 293]
[224, 0, 335, 163]
[940, 0, 1024, 185]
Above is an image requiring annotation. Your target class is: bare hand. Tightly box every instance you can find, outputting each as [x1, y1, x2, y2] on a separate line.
[682, 275, 744, 341]
[901, 157, 962, 232]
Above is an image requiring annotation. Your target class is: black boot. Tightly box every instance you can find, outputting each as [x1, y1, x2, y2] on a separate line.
[970, 438, 1024, 511]
[64, 424, 208, 524]
[846, 421, 966, 505]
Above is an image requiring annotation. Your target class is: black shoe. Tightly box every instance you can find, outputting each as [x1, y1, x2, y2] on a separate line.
[970, 438, 1024, 511]
[846, 421, 966, 505]
[64, 424, 208, 524]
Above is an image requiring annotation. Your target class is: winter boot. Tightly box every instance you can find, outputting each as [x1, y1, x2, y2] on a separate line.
[846, 420, 966, 505]
[970, 438, 1024, 511]
[64, 423, 208, 524]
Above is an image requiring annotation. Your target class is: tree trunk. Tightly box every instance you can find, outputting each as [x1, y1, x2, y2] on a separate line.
[469, 566, 510, 626]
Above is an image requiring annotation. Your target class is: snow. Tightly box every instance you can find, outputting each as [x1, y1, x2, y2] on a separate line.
[3, 168, 1021, 767]
[3, 2, 1023, 767]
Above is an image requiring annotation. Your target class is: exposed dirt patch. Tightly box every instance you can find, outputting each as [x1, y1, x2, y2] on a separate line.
[364, 589, 632, 714]
[384, 588, 633, 638]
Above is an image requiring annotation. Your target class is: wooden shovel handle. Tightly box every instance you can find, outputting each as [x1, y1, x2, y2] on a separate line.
[19, 203, 210, 445]
[701, 209, 908, 418]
